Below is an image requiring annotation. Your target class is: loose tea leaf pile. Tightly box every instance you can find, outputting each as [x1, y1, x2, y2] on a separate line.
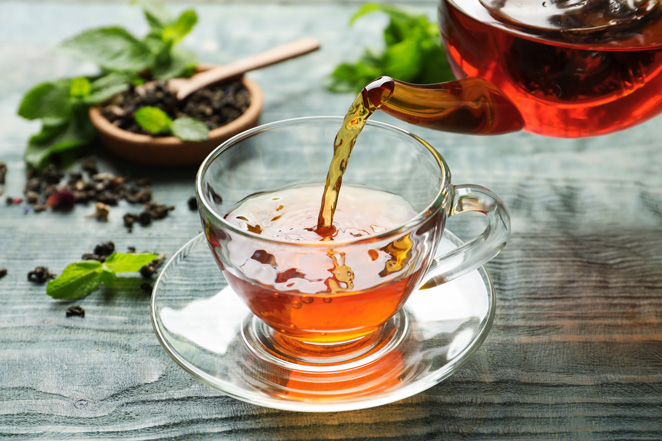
[16, 0, 202, 170]
[15, 157, 177, 232]
[22, 160, 150, 213]
[100, 79, 250, 136]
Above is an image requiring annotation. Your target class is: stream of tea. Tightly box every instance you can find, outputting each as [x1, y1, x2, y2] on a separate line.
[316, 77, 395, 233]
[316, 74, 523, 231]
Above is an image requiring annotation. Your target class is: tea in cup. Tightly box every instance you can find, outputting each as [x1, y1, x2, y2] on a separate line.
[196, 116, 510, 363]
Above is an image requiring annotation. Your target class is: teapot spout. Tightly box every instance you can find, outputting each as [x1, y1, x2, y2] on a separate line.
[371, 77, 524, 135]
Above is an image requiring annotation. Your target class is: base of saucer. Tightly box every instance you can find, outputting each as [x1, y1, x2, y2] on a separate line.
[151, 231, 495, 412]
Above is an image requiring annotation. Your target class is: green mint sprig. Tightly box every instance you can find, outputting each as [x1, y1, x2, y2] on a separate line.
[47, 252, 159, 300]
[19, 74, 132, 170]
[17, 0, 199, 170]
[134, 106, 209, 141]
[57, 0, 198, 80]
[326, 3, 455, 94]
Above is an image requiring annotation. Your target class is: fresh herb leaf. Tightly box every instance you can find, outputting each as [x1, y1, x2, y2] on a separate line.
[103, 252, 159, 273]
[69, 77, 91, 99]
[18, 0, 201, 170]
[327, 3, 454, 94]
[134, 106, 173, 134]
[85, 73, 133, 104]
[349, 2, 383, 23]
[46, 252, 159, 300]
[134, 106, 208, 141]
[46, 261, 103, 300]
[24, 105, 96, 170]
[382, 31, 424, 81]
[18, 79, 73, 121]
[133, 0, 172, 32]
[172, 118, 209, 141]
[152, 46, 197, 80]
[57, 27, 154, 72]
[163, 9, 198, 45]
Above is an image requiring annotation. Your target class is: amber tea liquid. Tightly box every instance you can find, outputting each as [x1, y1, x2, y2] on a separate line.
[440, 0, 662, 137]
[224, 183, 425, 343]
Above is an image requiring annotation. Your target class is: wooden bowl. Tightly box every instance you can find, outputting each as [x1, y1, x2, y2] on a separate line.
[89, 76, 264, 167]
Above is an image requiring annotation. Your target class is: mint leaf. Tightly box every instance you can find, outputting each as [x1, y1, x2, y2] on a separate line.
[142, 33, 167, 56]
[18, 79, 73, 120]
[133, 0, 172, 32]
[24, 105, 96, 170]
[152, 46, 196, 80]
[325, 56, 381, 94]
[46, 252, 160, 300]
[69, 77, 91, 99]
[163, 9, 197, 45]
[99, 267, 118, 286]
[383, 32, 424, 82]
[57, 27, 153, 72]
[103, 252, 159, 273]
[47, 261, 103, 300]
[85, 73, 132, 104]
[172, 118, 209, 141]
[349, 3, 383, 24]
[327, 3, 454, 94]
[134, 106, 173, 134]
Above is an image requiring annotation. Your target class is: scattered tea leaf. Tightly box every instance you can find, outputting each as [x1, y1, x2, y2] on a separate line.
[66, 305, 85, 318]
[27, 266, 57, 284]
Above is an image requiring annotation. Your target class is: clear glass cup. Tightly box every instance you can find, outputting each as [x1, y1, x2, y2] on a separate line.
[196, 116, 510, 364]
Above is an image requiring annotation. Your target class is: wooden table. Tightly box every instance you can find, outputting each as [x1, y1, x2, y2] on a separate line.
[1, 1, 661, 439]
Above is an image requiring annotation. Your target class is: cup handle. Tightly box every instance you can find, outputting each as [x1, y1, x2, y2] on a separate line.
[420, 184, 511, 290]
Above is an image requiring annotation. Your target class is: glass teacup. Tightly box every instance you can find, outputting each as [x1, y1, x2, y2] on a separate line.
[196, 116, 510, 364]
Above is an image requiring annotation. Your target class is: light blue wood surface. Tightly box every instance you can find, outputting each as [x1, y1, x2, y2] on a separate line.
[1, 1, 661, 439]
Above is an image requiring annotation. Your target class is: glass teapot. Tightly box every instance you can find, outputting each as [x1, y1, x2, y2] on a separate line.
[366, 0, 662, 137]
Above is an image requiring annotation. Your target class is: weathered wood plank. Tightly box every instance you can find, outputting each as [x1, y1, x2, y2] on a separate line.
[1, 1, 661, 440]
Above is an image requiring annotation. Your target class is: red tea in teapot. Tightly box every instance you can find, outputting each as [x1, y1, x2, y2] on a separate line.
[439, 0, 662, 137]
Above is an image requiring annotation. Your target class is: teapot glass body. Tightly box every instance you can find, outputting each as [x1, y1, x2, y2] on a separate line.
[436, 0, 662, 137]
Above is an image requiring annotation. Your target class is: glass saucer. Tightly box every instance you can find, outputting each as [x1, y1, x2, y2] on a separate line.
[151, 230, 495, 412]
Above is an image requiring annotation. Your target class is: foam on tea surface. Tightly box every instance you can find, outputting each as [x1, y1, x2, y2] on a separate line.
[225, 183, 417, 242]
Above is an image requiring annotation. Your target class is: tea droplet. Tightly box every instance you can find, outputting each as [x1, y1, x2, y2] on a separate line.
[291, 301, 302, 309]
[322, 297, 333, 304]
[301, 295, 314, 304]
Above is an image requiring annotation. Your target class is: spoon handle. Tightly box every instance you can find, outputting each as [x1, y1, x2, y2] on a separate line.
[172, 37, 321, 100]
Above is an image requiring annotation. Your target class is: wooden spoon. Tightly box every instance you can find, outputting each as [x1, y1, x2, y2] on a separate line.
[168, 37, 321, 100]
